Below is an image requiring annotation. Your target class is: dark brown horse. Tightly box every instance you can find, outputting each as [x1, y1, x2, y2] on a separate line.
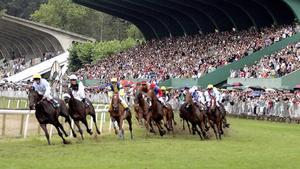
[64, 90, 100, 140]
[207, 96, 223, 140]
[146, 89, 167, 136]
[179, 92, 207, 140]
[134, 91, 150, 127]
[28, 87, 74, 145]
[109, 94, 133, 139]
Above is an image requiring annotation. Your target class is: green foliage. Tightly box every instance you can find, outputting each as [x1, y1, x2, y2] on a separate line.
[1, 0, 144, 40]
[30, 0, 143, 41]
[126, 24, 144, 40]
[0, 0, 47, 19]
[68, 38, 138, 71]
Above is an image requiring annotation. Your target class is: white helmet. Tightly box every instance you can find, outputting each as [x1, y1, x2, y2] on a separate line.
[62, 93, 71, 98]
[69, 74, 78, 80]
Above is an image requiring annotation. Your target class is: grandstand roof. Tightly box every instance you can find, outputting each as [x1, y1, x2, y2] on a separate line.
[74, 0, 300, 40]
[0, 14, 95, 60]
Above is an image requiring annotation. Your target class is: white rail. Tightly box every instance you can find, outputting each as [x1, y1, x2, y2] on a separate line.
[0, 105, 109, 139]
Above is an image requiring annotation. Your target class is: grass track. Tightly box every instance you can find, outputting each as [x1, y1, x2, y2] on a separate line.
[0, 118, 299, 169]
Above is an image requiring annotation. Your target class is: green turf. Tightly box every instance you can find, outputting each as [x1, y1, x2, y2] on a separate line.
[0, 97, 28, 109]
[0, 118, 299, 169]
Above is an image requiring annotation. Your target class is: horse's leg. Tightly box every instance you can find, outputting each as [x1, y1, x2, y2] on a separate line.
[199, 116, 208, 139]
[145, 113, 152, 133]
[182, 119, 185, 131]
[210, 120, 219, 140]
[155, 121, 166, 137]
[167, 112, 174, 136]
[91, 113, 101, 135]
[57, 121, 69, 138]
[126, 115, 133, 140]
[187, 121, 193, 134]
[149, 120, 156, 134]
[74, 120, 84, 140]
[40, 124, 50, 145]
[163, 109, 170, 131]
[192, 123, 203, 140]
[65, 116, 77, 137]
[54, 123, 70, 144]
[82, 117, 93, 135]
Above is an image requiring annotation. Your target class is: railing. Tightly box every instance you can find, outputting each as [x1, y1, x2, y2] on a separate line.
[0, 104, 109, 138]
[224, 99, 300, 121]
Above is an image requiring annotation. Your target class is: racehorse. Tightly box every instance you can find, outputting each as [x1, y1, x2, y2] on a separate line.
[146, 89, 167, 136]
[163, 102, 177, 135]
[207, 96, 223, 140]
[109, 94, 133, 139]
[28, 87, 74, 145]
[179, 92, 207, 140]
[64, 90, 100, 140]
[133, 91, 150, 127]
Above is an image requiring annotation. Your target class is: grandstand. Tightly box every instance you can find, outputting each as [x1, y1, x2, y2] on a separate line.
[0, 14, 95, 82]
[73, 0, 300, 89]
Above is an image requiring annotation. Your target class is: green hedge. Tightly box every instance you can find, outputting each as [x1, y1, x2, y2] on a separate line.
[68, 38, 139, 71]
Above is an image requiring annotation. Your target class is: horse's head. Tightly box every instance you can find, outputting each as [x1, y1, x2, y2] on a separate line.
[63, 93, 71, 103]
[112, 94, 120, 112]
[185, 92, 193, 104]
[28, 86, 43, 110]
[210, 96, 217, 110]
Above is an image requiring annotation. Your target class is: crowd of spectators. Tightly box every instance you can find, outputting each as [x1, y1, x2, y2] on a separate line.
[76, 24, 297, 82]
[0, 51, 61, 79]
[224, 89, 300, 118]
[230, 42, 300, 78]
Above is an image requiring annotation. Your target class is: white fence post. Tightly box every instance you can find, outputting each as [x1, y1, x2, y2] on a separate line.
[23, 111, 31, 138]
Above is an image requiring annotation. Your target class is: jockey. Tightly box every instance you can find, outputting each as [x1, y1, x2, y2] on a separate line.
[160, 86, 170, 103]
[149, 83, 164, 105]
[107, 78, 129, 112]
[32, 74, 59, 108]
[204, 84, 222, 107]
[68, 74, 89, 107]
[205, 84, 230, 127]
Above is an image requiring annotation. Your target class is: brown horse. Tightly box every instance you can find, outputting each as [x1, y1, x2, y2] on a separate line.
[163, 102, 177, 135]
[147, 89, 167, 136]
[109, 94, 133, 139]
[134, 91, 150, 127]
[179, 92, 207, 140]
[64, 90, 100, 140]
[207, 96, 223, 140]
[28, 87, 74, 145]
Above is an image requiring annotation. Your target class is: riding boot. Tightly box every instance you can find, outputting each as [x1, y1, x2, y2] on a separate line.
[124, 107, 130, 116]
[82, 98, 89, 108]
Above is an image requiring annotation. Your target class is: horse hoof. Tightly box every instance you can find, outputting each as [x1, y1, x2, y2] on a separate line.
[73, 133, 77, 138]
[97, 130, 101, 135]
[63, 140, 71, 144]
[115, 130, 118, 135]
[150, 129, 155, 133]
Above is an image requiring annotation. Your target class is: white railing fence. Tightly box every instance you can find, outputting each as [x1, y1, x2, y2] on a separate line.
[0, 104, 111, 139]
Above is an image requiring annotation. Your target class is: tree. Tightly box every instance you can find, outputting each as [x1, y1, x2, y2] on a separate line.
[126, 24, 144, 40]
[31, 0, 143, 41]
[0, 0, 47, 19]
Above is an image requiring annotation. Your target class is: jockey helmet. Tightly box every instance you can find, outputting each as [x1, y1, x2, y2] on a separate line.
[150, 83, 156, 89]
[161, 86, 166, 91]
[207, 84, 214, 89]
[33, 74, 41, 79]
[69, 74, 78, 80]
[184, 86, 190, 90]
[111, 78, 118, 82]
[141, 81, 147, 85]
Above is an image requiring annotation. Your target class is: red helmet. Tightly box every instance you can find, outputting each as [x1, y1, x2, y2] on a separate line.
[150, 83, 156, 89]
